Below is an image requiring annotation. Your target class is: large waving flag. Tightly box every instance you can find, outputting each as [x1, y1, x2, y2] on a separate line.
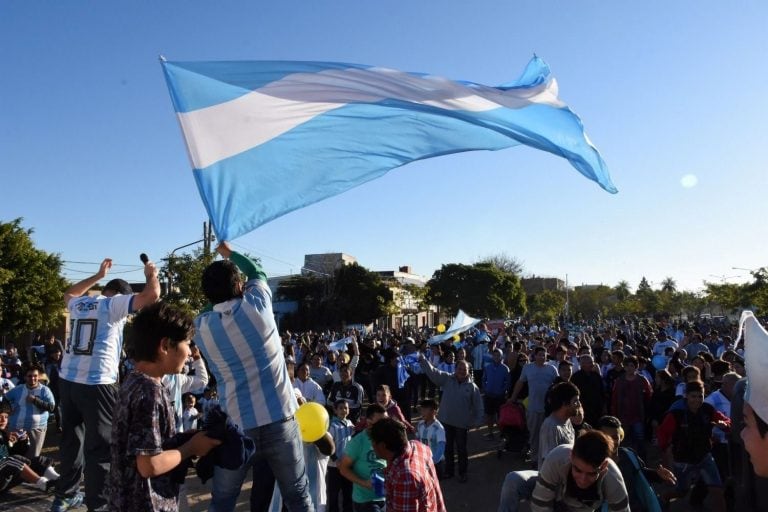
[161, 57, 616, 240]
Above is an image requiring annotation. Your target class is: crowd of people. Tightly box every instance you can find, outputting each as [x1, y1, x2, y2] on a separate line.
[1, 244, 768, 512]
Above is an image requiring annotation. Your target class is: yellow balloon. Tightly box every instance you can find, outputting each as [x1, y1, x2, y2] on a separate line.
[295, 402, 330, 442]
[436, 324, 446, 333]
[452, 334, 460, 342]
[522, 397, 529, 410]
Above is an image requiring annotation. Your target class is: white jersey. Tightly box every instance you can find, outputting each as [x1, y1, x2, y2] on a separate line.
[269, 442, 329, 512]
[61, 294, 133, 385]
[417, 419, 446, 462]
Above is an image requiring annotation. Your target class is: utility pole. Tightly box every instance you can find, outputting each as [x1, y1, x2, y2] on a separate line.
[203, 221, 215, 257]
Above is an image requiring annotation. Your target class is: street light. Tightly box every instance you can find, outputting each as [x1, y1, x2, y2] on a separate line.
[165, 238, 206, 295]
[709, 274, 741, 283]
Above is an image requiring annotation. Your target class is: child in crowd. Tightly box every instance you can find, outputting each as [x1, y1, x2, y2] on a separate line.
[181, 393, 199, 432]
[375, 385, 414, 432]
[327, 400, 354, 512]
[0, 400, 59, 494]
[108, 302, 221, 511]
[416, 399, 446, 478]
[198, 386, 219, 420]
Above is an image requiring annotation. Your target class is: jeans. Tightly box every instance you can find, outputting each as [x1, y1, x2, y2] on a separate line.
[352, 501, 385, 512]
[55, 379, 117, 512]
[526, 411, 546, 466]
[624, 421, 646, 460]
[444, 424, 468, 476]
[326, 466, 353, 512]
[498, 471, 538, 512]
[210, 417, 313, 512]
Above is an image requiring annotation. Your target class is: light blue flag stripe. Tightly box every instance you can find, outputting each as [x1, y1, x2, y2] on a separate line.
[162, 57, 617, 241]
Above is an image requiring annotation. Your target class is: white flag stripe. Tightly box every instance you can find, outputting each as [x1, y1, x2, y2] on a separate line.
[178, 67, 562, 170]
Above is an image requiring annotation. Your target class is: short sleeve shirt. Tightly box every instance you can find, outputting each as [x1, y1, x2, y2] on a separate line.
[109, 371, 178, 512]
[344, 430, 386, 504]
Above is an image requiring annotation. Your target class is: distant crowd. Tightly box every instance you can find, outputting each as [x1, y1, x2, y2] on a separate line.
[1, 246, 767, 512]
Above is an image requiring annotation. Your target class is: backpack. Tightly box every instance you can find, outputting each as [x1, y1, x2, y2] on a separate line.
[498, 402, 525, 430]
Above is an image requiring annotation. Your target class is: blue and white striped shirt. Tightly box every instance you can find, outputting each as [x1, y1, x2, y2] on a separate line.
[61, 294, 134, 385]
[194, 259, 297, 430]
[417, 418, 446, 463]
[6, 384, 55, 430]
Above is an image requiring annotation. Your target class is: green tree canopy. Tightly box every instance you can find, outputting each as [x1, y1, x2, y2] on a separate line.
[0, 219, 67, 339]
[528, 289, 566, 325]
[427, 262, 526, 318]
[160, 248, 218, 316]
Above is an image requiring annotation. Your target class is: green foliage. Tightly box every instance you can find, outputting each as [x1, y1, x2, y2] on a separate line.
[528, 289, 565, 325]
[476, 252, 524, 276]
[569, 285, 615, 320]
[161, 248, 217, 317]
[427, 262, 526, 318]
[277, 263, 394, 330]
[0, 219, 67, 339]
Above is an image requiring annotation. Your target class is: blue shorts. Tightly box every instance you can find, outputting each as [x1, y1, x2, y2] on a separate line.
[673, 453, 722, 492]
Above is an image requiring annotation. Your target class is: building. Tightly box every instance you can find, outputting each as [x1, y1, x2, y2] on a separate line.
[521, 276, 566, 295]
[302, 253, 357, 277]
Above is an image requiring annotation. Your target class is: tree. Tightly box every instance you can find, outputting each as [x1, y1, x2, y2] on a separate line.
[0, 219, 68, 340]
[615, 280, 631, 301]
[161, 248, 218, 316]
[569, 285, 615, 320]
[427, 262, 526, 318]
[325, 263, 394, 325]
[660, 277, 677, 293]
[528, 289, 566, 325]
[476, 252, 524, 276]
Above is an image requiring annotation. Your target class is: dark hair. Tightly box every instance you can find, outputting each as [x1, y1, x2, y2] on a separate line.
[572, 430, 613, 468]
[548, 382, 580, 411]
[685, 380, 705, 395]
[558, 360, 573, 370]
[711, 360, 730, 378]
[201, 260, 243, 304]
[596, 415, 622, 430]
[365, 403, 387, 418]
[420, 399, 438, 410]
[103, 278, 132, 296]
[611, 350, 625, 362]
[24, 363, 44, 375]
[130, 302, 194, 362]
[655, 369, 675, 388]
[681, 366, 701, 380]
[376, 384, 391, 394]
[0, 401, 10, 415]
[333, 399, 349, 409]
[368, 417, 408, 456]
[624, 355, 638, 367]
[533, 346, 546, 355]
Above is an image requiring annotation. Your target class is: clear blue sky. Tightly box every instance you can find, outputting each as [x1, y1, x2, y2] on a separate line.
[2, 1, 766, 292]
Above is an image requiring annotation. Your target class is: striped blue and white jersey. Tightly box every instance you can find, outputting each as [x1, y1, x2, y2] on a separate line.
[194, 277, 297, 430]
[417, 419, 446, 462]
[6, 384, 55, 430]
[61, 294, 134, 385]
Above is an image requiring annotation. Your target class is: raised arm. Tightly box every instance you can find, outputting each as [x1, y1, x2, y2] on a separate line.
[217, 241, 266, 282]
[64, 258, 112, 305]
[132, 260, 161, 311]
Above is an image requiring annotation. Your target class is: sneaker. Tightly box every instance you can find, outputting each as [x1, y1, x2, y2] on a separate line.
[50, 492, 84, 512]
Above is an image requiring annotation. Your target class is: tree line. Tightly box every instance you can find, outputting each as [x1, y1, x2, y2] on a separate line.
[2, 218, 766, 340]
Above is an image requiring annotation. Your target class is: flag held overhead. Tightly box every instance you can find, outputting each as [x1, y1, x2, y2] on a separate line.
[161, 57, 616, 240]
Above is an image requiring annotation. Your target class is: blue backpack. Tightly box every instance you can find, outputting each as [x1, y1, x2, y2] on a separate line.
[600, 448, 662, 512]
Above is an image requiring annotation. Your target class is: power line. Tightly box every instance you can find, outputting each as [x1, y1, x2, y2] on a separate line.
[63, 260, 144, 268]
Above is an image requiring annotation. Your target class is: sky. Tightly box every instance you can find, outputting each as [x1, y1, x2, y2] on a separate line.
[2, 1, 767, 293]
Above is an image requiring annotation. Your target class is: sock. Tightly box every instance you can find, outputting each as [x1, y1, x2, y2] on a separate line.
[34, 477, 49, 491]
[44, 466, 60, 480]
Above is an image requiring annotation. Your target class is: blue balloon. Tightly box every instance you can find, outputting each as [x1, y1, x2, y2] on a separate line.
[652, 354, 668, 370]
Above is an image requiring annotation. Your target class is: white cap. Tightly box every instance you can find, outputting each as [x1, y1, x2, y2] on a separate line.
[740, 311, 768, 422]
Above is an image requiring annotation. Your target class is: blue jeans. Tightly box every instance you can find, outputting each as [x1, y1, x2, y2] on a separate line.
[498, 471, 538, 512]
[209, 418, 313, 512]
[352, 501, 385, 512]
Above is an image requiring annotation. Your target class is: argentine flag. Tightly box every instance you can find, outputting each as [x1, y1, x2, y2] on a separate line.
[161, 57, 617, 240]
